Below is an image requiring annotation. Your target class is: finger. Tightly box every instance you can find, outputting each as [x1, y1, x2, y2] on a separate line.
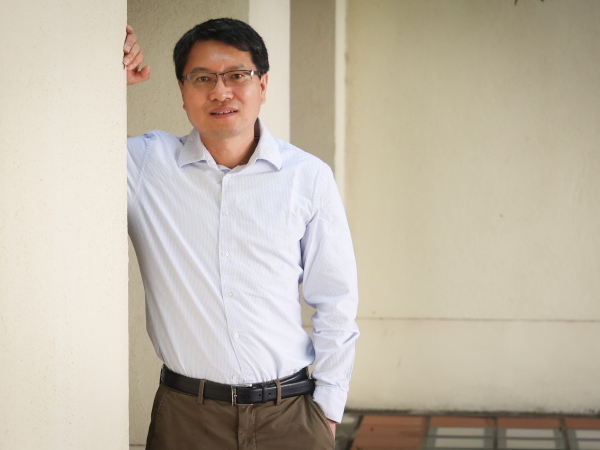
[126, 50, 144, 72]
[139, 65, 151, 81]
[123, 43, 141, 65]
[124, 29, 137, 53]
[127, 65, 150, 85]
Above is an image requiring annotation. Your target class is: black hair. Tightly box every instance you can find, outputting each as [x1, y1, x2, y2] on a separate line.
[173, 18, 269, 81]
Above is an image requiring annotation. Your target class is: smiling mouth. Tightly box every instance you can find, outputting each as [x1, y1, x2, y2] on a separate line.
[211, 109, 237, 116]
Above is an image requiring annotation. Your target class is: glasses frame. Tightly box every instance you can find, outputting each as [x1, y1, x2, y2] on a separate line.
[180, 69, 263, 89]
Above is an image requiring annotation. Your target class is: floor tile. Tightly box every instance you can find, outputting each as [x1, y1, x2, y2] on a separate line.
[433, 437, 490, 448]
[431, 417, 494, 428]
[572, 442, 600, 450]
[566, 418, 600, 430]
[505, 429, 556, 438]
[357, 426, 423, 437]
[498, 438, 561, 449]
[361, 415, 425, 427]
[435, 427, 486, 436]
[498, 418, 561, 429]
[567, 427, 600, 450]
[351, 434, 421, 448]
[575, 430, 600, 439]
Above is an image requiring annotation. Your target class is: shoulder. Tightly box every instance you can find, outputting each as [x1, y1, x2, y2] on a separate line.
[128, 130, 185, 151]
[272, 138, 337, 207]
[275, 137, 333, 178]
[127, 130, 187, 166]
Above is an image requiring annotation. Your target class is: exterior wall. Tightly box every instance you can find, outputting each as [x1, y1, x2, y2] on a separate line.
[291, 0, 337, 170]
[345, 0, 600, 412]
[0, 0, 129, 448]
[250, 0, 291, 141]
[127, 0, 290, 443]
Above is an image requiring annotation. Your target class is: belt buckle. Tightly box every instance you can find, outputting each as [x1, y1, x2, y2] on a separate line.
[231, 386, 237, 406]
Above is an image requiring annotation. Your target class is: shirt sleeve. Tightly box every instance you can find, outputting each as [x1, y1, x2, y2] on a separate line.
[300, 163, 360, 423]
[127, 134, 150, 211]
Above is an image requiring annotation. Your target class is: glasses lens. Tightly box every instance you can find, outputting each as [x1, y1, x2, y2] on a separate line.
[189, 73, 217, 89]
[186, 71, 254, 90]
[226, 71, 252, 86]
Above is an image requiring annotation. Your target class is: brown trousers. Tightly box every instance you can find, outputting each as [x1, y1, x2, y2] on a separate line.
[145, 384, 335, 450]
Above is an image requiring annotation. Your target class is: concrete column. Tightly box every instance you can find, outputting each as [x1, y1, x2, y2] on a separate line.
[290, 0, 346, 200]
[126, 1, 292, 443]
[249, 0, 291, 141]
[0, 0, 128, 449]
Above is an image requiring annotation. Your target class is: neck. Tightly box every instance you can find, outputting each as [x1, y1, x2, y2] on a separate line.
[201, 126, 258, 169]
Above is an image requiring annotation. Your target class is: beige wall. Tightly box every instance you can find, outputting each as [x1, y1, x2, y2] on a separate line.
[250, 0, 291, 141]
[127, 1, 291, 443]
[0, 0, 129, 448]
[345, 0, 600, 412]
[291, 0, 336, 170]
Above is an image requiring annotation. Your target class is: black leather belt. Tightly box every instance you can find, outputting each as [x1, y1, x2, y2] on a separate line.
[160, 366, 315, 405]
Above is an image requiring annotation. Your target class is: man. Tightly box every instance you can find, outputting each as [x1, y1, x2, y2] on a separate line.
[124, 18, 359, 450]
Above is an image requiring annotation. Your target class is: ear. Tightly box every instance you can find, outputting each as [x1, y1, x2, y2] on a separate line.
[259, 73, 268, 105]
[178, 80, 187, 111]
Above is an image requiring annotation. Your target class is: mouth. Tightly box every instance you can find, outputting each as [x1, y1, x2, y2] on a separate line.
[210, 108, 238, 117]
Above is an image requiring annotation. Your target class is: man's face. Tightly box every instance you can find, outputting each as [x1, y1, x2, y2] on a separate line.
[178, 40, 268, 143]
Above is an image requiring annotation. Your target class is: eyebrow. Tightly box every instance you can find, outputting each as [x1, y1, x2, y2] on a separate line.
[188, 64, 250, 73]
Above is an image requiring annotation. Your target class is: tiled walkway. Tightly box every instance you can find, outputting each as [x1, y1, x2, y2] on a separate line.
[335, 414, 600, 450]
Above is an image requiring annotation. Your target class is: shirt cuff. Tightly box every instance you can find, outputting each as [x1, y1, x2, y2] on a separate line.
[312, 383, 348, 423]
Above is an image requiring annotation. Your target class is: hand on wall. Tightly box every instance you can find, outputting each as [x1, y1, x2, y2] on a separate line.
[124, 25, 150, 85]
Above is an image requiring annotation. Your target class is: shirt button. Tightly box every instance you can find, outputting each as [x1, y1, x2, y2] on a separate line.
[233, 333, 240, 338]
[223, 252, 230, 257]
[227, 292, 233, 297]
[224, 211, 230, 216]
[232, 374, 238, 380]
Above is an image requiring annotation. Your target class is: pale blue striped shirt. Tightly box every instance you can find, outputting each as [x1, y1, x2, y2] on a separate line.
[127, 121, 359, 422]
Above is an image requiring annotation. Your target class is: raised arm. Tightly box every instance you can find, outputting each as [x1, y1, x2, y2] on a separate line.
[124, 25, 150, 85]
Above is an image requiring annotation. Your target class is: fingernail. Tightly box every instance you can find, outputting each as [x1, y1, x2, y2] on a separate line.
[123, 58, 130, 64]
[124, 46, 130, 53]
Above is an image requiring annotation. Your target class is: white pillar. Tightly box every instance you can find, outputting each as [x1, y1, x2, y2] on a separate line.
[0, 1, 129, 448]
[290, 0, 346, 196]
[249, 0, 291, 142]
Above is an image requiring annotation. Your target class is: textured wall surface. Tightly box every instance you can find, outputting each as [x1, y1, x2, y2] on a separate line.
[0, 0, 129, 448]
[250, 0, 291, 141]
[290, 0, 337, 169]
[345, 0, 600, 412]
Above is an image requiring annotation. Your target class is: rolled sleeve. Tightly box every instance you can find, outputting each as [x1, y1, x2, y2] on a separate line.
[301, 164, 360, 423]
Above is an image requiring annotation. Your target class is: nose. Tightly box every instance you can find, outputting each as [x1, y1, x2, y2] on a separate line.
[208, 75, 233, 102]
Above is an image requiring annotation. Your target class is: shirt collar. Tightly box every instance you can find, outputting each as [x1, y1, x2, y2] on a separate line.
[177, 119, 282, 171]
[177, 128, 210, 167]
[247, 119, 282, 171]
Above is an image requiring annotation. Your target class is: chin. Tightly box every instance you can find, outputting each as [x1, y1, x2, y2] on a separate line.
[197, 121, 249, 140]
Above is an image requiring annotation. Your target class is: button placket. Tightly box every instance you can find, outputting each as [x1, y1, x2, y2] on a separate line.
[218, 174, 248, 379]
[219, 175, 233, 301]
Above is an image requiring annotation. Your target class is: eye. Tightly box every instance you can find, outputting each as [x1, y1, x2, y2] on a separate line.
[227, 71, 250, 84]
[195, 75, 212, 83]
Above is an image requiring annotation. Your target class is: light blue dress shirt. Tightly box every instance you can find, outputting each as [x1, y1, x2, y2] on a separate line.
[127, 121, 359, 422]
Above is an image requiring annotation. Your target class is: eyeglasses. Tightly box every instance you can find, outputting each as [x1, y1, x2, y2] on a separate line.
[180, 70, 262, 90]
